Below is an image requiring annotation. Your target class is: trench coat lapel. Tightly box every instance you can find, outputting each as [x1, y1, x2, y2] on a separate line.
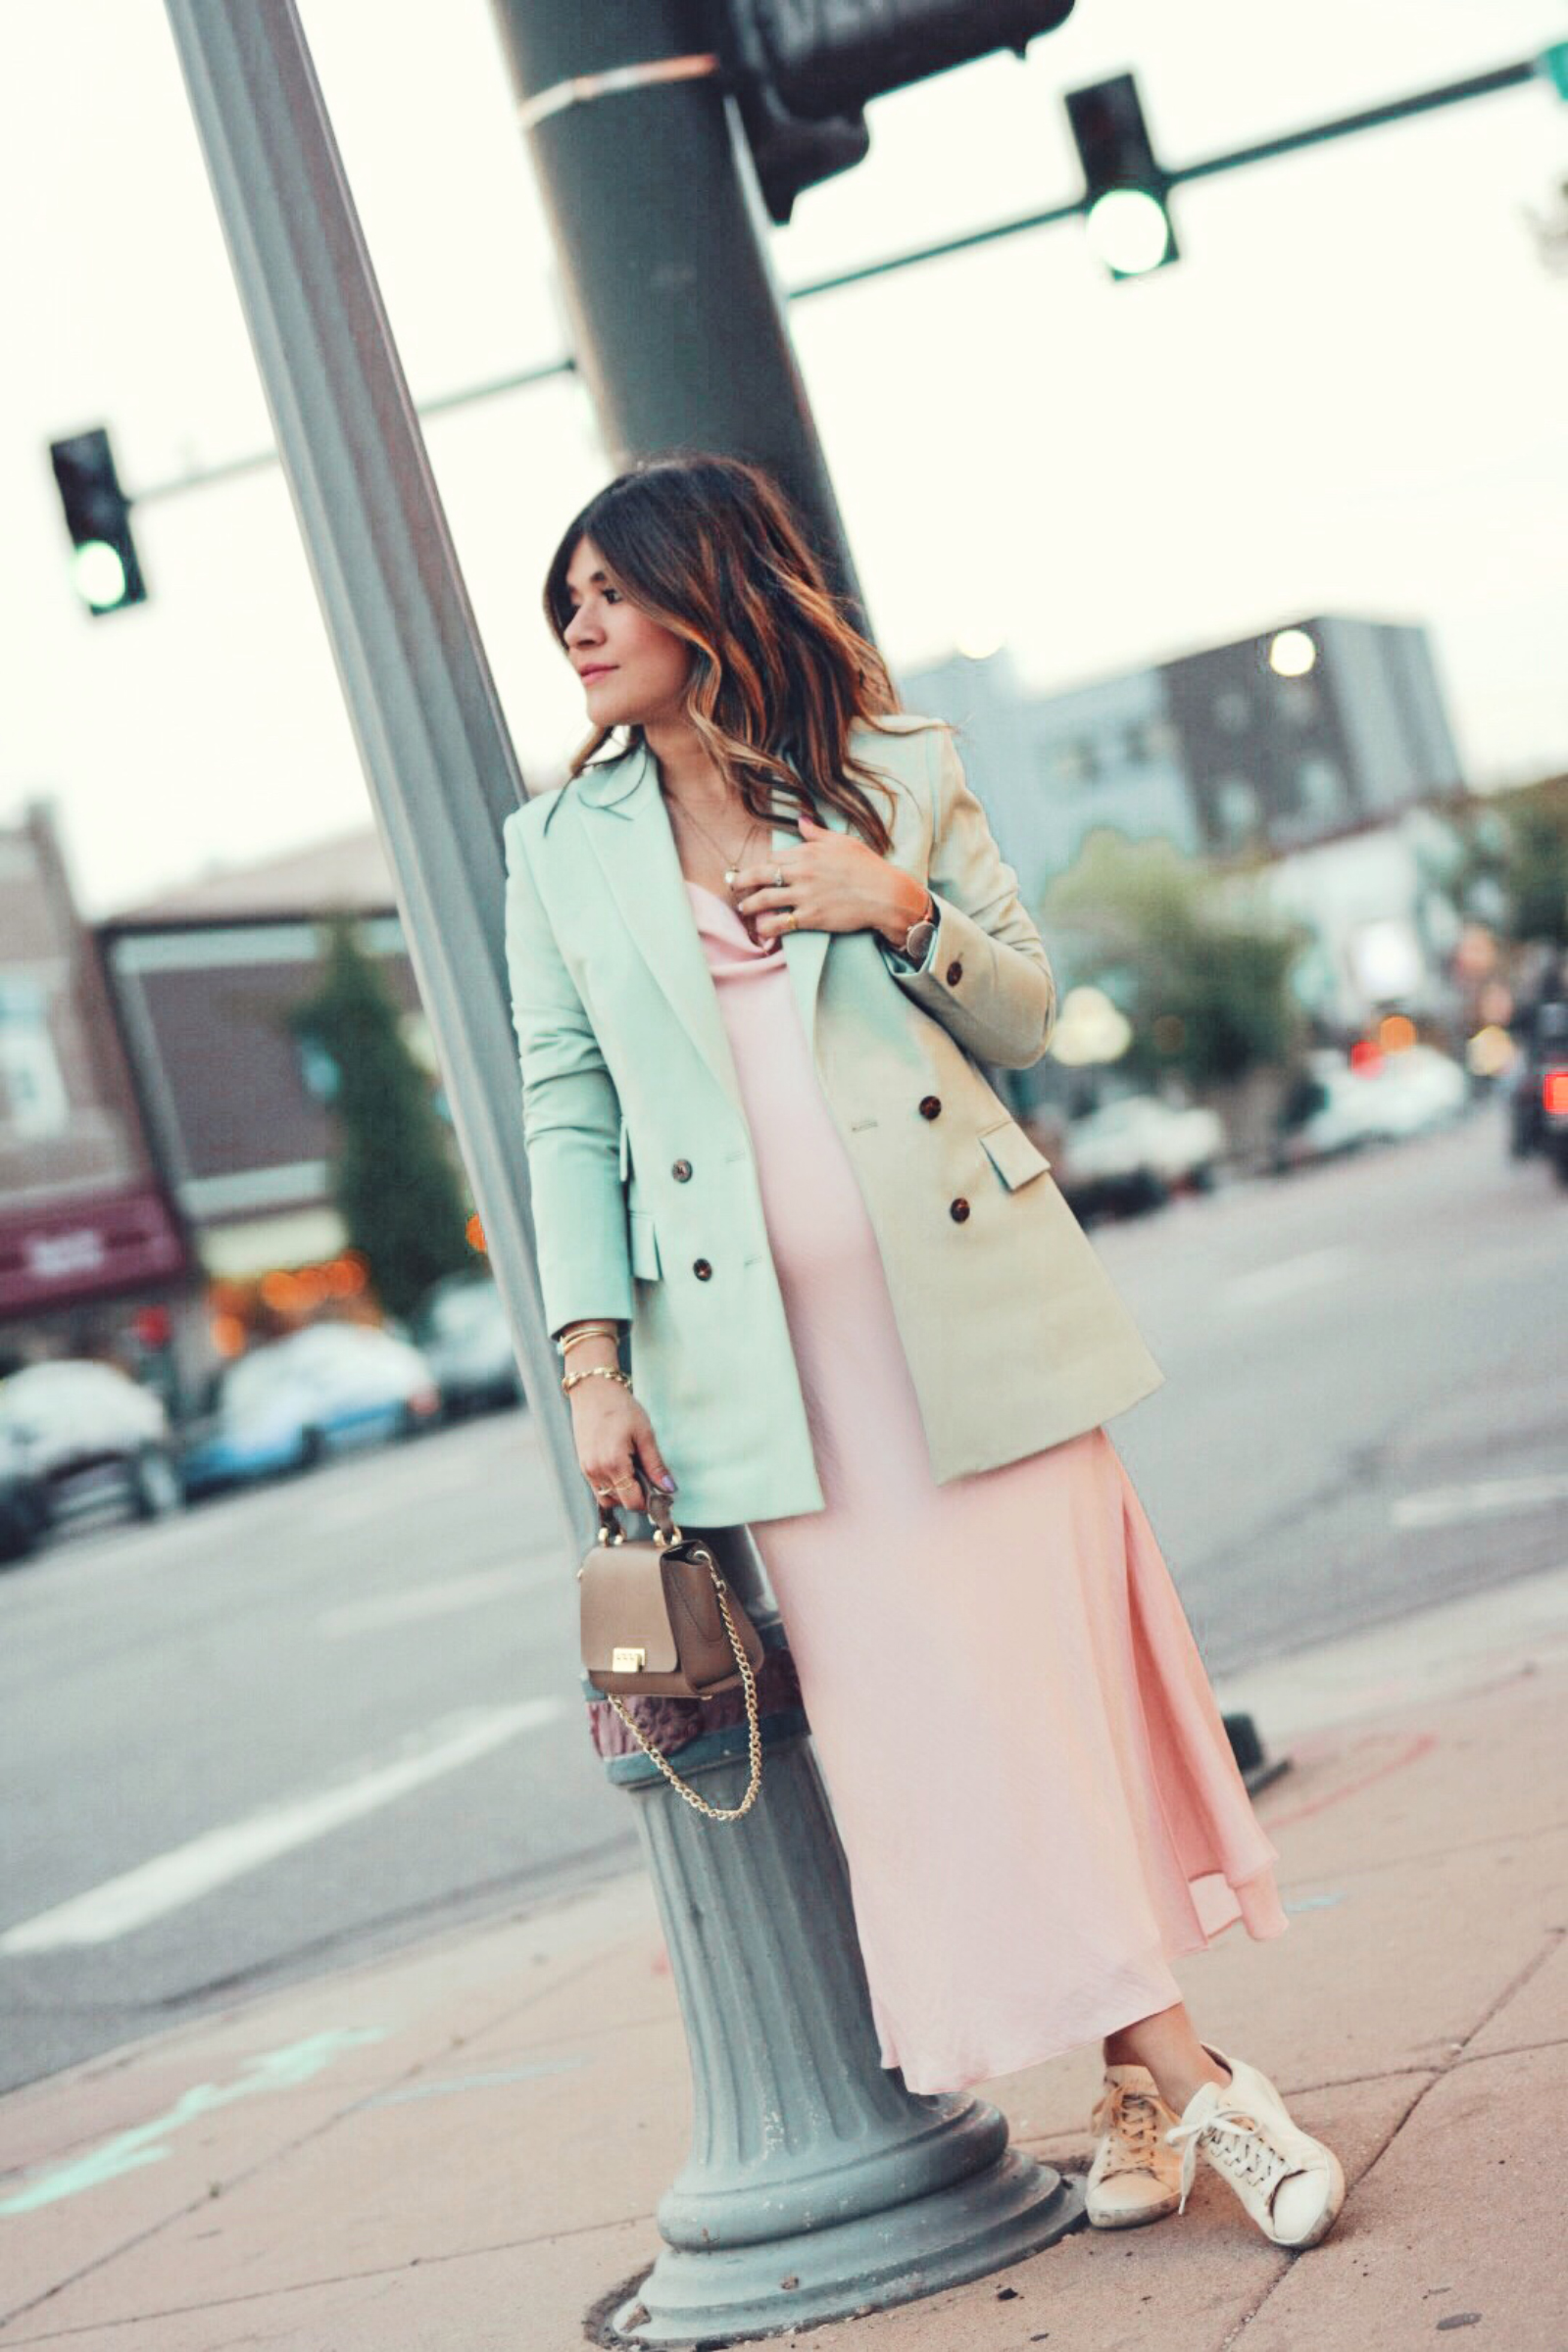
[577, 738, 840, 1103]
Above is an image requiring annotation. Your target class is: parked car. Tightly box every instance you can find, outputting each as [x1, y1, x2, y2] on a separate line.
[0, 1420, 50, 1565]
[410, 1273, 526, 1418]
[1368, 1044, 1469, 1137]
[177, 1320, 441, 1499]
[1505, 1000, 1568, 1161]
[1275, 1046, 1469, 1171]
[1055, 1093, 1226, 1220]
[0, 1360, 181, 1532]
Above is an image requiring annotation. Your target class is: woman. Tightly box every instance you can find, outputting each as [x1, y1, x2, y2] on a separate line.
[503, 453, 1346, 2250]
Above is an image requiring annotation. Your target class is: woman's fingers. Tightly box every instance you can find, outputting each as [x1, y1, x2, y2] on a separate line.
[634, 1428, 678, 1496]
[577, 1416, 675, 1506]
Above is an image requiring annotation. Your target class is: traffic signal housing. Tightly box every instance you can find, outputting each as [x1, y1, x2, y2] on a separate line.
[49, 426, 147, 615]
[717, 0, 1077, 223]
[1064, 73, 1179, 279]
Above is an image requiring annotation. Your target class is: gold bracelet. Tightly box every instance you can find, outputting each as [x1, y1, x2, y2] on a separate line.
[558, 1322, 621, 1355]
[561, 1363, 633, 1395]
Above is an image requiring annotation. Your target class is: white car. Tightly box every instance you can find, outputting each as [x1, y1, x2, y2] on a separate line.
[1062, 1094, 1227, 1189]
[1277, 1046, 1468, 1168]
[0, 1359, 180, 1527]
[1369, 1044, 1469, 1136]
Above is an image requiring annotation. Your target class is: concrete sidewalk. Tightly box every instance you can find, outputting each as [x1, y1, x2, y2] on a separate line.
[3, 1566, 1565, 2351]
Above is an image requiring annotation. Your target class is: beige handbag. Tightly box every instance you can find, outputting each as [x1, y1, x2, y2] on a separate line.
[578, 1486, 764, 1822]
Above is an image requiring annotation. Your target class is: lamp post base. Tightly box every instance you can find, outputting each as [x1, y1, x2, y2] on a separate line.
[612, 2147, 1081, 2343]
[604, 1729, 1085, 2345]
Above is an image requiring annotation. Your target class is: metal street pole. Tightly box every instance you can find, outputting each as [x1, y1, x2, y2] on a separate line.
[486, 0, 865, 619]
[161, 3, 1079, 2339]
[159, 0, 590, 1535]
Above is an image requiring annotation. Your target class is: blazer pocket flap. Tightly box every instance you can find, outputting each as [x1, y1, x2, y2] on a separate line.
[978, 1117, 1053, 1192]
[628, 1207, 662, 1281]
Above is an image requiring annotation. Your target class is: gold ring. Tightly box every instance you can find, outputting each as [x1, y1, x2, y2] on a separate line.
[785, 909, 799, 932]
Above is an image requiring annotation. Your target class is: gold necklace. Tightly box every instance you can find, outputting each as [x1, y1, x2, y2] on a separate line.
[663, 790, 781, 951]
[662, 790, 761, 891]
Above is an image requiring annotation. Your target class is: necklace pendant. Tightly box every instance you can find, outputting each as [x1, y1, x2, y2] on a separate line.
[722, 866, 738, 892]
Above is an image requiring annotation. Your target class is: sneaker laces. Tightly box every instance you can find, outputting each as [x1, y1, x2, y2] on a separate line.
[1165, 2099, 1291, 2216]
[1094, 2081, 1165, 2180]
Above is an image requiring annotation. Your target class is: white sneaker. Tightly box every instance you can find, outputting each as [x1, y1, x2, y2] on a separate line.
[1164, 2043, 1347, 2249]
[1085, 2063, 1184, 2229]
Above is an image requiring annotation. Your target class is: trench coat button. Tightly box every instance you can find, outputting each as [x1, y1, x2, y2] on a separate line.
[672, 1158, 693, 1181]
[693, 1257, 712, 1279]
[949, 1198, 970, 1223]
[918, 1095, 942, 1120]
[945, 957, 963, 985]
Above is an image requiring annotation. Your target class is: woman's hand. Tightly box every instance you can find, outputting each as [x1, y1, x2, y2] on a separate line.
[732, 812, 928, 946]
[569, 1376, 677, 1514]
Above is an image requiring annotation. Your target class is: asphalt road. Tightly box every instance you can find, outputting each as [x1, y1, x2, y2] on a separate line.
[2, 1103, 1561, 2093]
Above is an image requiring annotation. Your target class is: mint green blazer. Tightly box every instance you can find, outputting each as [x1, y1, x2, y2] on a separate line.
[502, 714, 1163, 1524]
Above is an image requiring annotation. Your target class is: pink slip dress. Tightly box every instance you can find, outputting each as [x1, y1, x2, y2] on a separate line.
[685, 878, 1288, 2095]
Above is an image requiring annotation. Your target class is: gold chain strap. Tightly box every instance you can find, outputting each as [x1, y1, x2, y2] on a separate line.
[603, 1577, 762, 1822]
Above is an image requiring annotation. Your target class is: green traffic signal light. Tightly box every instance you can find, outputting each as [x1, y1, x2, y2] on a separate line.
[49, 427, 147, 615]
[1065, 73, 1179, 280]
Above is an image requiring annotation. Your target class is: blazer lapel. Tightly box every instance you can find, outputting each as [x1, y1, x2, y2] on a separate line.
[578, 738, 843, 1094]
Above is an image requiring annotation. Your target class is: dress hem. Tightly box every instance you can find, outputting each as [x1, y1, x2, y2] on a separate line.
[876, 1864, 1291, 2097]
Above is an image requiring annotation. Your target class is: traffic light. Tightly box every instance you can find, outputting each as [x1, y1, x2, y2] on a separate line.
[1064, 73, 1178, 279]
[48, 426, 147, 615]
[717, 0, 1077, 223]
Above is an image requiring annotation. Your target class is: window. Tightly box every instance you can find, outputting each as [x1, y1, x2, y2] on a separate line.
[1214, 775, 1261, 842]
[1296, 758, 1346, 822]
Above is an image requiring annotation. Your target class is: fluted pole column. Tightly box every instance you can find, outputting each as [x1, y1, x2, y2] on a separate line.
[611, 1722, 1081, 2344]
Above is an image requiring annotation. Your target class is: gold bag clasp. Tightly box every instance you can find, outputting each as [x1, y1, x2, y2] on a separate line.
[612, 1645, 647, 1672]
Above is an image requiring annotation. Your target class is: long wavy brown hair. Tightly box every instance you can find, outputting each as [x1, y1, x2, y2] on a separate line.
[543, 453, 933, 856]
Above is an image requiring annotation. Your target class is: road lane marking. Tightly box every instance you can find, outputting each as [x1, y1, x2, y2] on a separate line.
[1222, 1244, 1359, 1311]
[0, 1700, 566, 1953]
[1392, 1471, 1568, 1530]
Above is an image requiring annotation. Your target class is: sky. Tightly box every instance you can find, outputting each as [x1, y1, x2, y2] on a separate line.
[4, 0, 1568, 918]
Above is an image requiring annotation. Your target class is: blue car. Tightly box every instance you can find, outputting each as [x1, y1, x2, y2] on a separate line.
[177, 1323, 441, 1498]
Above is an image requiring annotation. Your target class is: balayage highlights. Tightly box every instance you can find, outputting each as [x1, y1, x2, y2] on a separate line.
[543, 452, 935, 857]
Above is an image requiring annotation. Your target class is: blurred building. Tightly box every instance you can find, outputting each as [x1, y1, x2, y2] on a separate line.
[98, 826, 441, 1302]
[900, 612, 1467, 1038]
[902, 614, 1462, 876]
[0, 802, 192, 1382]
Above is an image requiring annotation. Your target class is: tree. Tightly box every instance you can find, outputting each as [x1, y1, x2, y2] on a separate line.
[1451, 776, 1568, 949]
[287, 914, 473, 1320]
[1042, 830, 1310, 1091]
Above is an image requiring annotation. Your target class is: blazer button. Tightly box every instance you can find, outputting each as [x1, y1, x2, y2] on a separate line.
[693, 1257, 713, 1280]
[949, 1198, 970, 1223]
[945, 958, 963, 985]
[672, 1158, 693, 1181]
[918, 1095, 942, 1120]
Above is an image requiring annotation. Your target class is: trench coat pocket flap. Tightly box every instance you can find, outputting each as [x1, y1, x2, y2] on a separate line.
[581, 1550, 680, 1679]
[977, 1117, 1053, 1191]
[628, 1207, 662, 1280]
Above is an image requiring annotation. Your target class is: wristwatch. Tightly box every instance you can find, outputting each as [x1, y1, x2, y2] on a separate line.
[900, 889, 937, 966]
